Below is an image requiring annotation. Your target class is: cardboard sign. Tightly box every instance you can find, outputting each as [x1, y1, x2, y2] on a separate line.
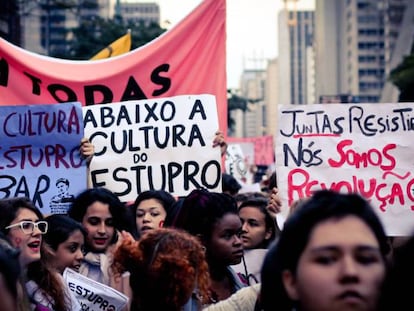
[84, 94, 222, 202]
[276, 103, 414, 235]
[0, 102, 86, 214]
[225, 143, 254, 184]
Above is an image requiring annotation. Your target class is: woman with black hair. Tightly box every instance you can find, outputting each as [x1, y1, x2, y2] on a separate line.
[256, 190, 389, 311]
[67, 187, 132, 300]
[170, 189, 246, 305]
[129, 190, 176, 239]
[232, 197, 277, 284]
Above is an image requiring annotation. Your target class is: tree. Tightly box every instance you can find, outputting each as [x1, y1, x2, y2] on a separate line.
[17, 0, 166, 59]
[389, 43, 414, 102]
[60, 17, 165, 59]
[227, 88, 262, 136]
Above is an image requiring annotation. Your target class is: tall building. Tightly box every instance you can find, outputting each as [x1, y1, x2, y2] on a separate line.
[0, 0, 21, 46]
[380, 2, 414, 102]
[232, 68, 267, 138]
[18, 0, 111, 56]
[119, 2, 160, 25]
[315, 0, 411, 103]
[265, 58, 279, 138]
[278, 10, 315, 105]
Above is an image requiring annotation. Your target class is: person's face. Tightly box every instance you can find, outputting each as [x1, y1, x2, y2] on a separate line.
[50, 229, 85, 274]
[205, 213, 243, 266]
[239, 206, 272, 249]
[282, 216, 386, 311]
[81, 202, 114, 253]
[7, 208, 43, 268]
[136, 199, 167, 234]
[57, 182, 68, 195]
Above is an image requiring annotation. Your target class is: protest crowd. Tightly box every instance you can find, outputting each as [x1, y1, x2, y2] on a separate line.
[0, 127, 413, 311]
[1, 1, 414, 310]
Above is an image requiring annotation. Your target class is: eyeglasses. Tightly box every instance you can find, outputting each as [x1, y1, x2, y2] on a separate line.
[5, 221, 48, 235]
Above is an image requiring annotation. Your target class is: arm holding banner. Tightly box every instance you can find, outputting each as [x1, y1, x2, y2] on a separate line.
[267, 187, 283, 235]
[80, 137, 95, 189]
[267, 187, 282, 218]
[80, 137, 95, 165]
[213, 130, 228, 156]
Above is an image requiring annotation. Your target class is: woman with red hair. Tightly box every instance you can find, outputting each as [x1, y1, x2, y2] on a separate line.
[112, 228, 210, 311]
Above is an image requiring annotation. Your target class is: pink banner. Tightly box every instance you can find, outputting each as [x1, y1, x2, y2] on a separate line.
[0, 0, 227, 130]
[228, 135, 275, 165]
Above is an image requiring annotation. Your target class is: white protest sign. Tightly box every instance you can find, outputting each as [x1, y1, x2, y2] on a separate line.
[225, 144, 248, 181]
[83, 94, 221, 202]
[276, 103, 414, 236]
[63, 268, 128, 311]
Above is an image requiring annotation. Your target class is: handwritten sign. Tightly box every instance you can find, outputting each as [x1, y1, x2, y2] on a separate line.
[276, 103, 414, 236]
[0, 0, 227, 131]
[63, 268, 128, 311]
[84, 94, 222, 202]
[225, 143, 254, 184]
[0, 103, 86, 214]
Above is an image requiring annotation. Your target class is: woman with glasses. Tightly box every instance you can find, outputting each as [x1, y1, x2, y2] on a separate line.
[0, 197, 75, 310]
[25, 214, 87, 311]
[0, 197, 47, 269]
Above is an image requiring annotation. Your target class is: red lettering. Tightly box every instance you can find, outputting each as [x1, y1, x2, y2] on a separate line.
[287, 168, 311, 205]
[381, 143, 397, 170]
[406, 178, 414, 210]
[328, 139, 396, 171]
[287, 169, 414, 213]
[328, 139, 352, 168]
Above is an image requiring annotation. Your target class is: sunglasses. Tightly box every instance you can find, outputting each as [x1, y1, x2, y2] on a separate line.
[5, 220, 48, 235]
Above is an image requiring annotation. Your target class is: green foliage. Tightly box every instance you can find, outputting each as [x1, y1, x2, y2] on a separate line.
[389, 45, 414, 102]
[227, 88, 262, 135]
[66, 17, 165, 60]
[390, 54, 414, 101]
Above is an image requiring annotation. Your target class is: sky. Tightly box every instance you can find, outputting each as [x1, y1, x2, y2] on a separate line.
[152, 0, 315, 88]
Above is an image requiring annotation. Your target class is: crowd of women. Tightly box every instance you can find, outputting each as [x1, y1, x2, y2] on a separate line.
[1, 136, 414, 311]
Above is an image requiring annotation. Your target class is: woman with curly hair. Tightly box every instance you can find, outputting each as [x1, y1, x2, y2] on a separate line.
[112, 228, 210, 311]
